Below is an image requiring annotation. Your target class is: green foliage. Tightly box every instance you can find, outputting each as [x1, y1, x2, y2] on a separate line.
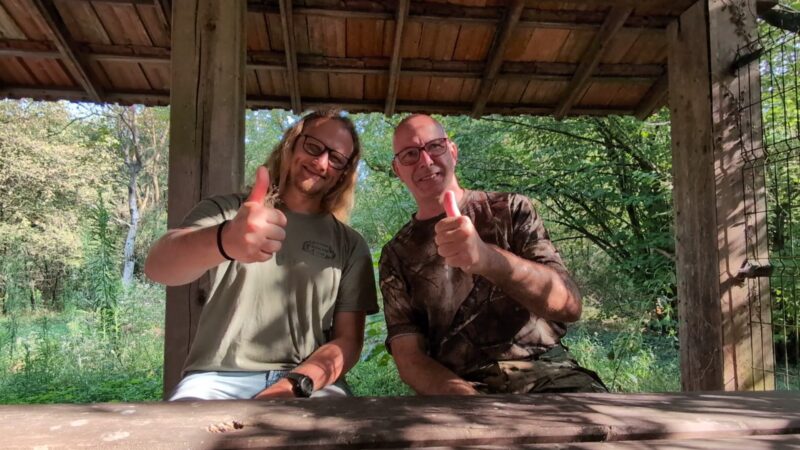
[85, 192, 122, 342]
[0, 280, 164, 403]
[564, 325, 679, 392]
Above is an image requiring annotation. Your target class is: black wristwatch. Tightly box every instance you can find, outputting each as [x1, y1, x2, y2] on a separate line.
[285, 372, 314, 398]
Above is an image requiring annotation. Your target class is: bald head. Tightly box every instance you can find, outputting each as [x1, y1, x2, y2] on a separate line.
[393, 114, 446, 151]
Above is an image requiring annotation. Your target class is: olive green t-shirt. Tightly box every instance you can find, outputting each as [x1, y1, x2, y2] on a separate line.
[179, 194, 379, 373]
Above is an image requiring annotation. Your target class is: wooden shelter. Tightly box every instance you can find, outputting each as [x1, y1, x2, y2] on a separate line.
[0, 0, 780, 410]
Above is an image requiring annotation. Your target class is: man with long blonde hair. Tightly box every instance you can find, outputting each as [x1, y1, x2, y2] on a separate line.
[145, 110, 378, 400]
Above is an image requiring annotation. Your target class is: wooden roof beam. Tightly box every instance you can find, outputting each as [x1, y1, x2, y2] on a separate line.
[0, 39, 664, 83]
[471, 0, 525, 118]
[553, 6, 632, 119]
[278, 0, 301, 113]
[30, 0, 102, 101]
[2, 85, 636, 116]
[384, 0, 409, 116]
[634, 73, 668, 120]
[248, 2, 670, 31]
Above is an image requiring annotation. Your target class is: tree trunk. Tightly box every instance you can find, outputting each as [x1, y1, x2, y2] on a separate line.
[122, 162, 140, 286]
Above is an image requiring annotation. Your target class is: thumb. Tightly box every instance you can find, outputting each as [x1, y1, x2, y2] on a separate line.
[442, 190, 461, 218]
[246, 166, 270, 203]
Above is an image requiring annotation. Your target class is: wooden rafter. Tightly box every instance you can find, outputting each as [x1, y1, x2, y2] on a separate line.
[30, 0, 102, 101]
[0, 85, 637, 116]
[634, 73, 668, 120]
[278, 0, 301, 113]
[247, 2, 670, 32]
[471, 0, 525, 118]
[553, 6, 632, 119]
[0, 39, 664, 83]
[384, 0, 409, 116]
[154, 0, 172, 32]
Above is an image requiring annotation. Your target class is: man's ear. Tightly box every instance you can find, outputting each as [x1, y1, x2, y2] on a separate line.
[449, 139, 458, 163]
[391, 159, 400, 178]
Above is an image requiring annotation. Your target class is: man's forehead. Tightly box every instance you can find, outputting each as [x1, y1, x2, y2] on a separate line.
[394, 117, 446, 149]
[305, 117, 353, 153]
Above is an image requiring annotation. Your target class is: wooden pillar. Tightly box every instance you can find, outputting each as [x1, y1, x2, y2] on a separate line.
[669, 0, 773, 391]
[164, 0, 246, 398]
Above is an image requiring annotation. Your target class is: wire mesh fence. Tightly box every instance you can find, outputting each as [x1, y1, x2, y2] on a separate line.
[737, 25, 800, 390]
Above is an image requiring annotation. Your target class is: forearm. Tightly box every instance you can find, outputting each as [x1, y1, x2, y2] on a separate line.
[291, 337, 362, 390]
[144, 226, 226, 286]
[480, 245, 582, 322]
[396, 352, 478, 395]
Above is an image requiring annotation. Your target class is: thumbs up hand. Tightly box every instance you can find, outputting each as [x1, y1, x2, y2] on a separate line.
[434, 190, 488, 274]
[222, 166, 287, 263]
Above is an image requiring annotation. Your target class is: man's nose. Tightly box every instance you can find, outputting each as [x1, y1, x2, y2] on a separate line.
[417, 149, 434, 166]
[313, 150, 330, 170]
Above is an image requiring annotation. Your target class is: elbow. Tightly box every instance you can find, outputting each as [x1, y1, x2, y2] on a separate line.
[563, 292, 582, 323]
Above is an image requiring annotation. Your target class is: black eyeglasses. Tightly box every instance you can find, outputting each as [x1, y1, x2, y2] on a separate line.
[300, 135, 351, 170]
[393, 137, 449, 166]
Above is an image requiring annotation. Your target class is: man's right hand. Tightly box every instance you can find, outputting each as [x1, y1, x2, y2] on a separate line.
[221, 166, 288, 263]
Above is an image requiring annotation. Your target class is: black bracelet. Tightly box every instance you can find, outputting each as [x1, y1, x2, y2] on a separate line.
[217, 220, 234, 261]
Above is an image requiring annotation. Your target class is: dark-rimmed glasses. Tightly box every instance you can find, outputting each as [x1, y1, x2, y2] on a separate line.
[393, 137, 449, 166]
[300, 134, 351, 170]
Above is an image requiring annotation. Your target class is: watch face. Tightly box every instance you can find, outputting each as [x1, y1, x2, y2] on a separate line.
[298, 377, 314, 396]
[288, 373, 314, 397]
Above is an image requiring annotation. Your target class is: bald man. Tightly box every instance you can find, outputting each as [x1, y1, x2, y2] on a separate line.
[379, 114, 606, 395]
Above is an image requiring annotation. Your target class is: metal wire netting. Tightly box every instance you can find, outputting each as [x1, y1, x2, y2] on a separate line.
[737, 25, 800, 390]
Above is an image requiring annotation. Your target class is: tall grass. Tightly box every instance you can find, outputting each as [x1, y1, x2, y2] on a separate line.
[0, 281, 164, 404]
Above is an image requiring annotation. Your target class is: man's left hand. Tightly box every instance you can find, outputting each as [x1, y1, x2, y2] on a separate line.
[434, 216, 491, 274]
[253, 378, 296, 399]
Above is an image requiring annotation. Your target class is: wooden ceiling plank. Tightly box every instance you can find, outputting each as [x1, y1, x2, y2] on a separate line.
[384, 0, 409, 116]
[30, 0, 102, 101]
[553, 6, 632, 119]
[154, 0, 171, 33]
[278, 0, 301, 112]
[634, 72, 667, 119]
[471, 0, 525, 117]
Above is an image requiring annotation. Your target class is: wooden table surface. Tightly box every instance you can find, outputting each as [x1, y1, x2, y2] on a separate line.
[3, 391, 800, 449]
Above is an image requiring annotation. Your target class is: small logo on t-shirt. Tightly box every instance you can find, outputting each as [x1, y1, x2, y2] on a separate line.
[302, 241, 336, 259]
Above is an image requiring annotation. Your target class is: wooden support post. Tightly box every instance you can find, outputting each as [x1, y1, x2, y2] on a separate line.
[471, 0, 525, 118]
[279, 0, 301, 113]
[553, 6, 632, 119]
[165, 0, 246, 398]
[30, 0, 102, 101]
[384, 0, 409, 116]
[669, 0, 773, 391]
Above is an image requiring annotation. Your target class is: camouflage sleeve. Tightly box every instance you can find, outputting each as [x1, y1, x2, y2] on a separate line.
[508, 194, 579, 294]
[379, 244, 425, 350]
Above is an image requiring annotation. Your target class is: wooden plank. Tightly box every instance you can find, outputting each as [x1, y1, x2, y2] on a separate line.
[166, 0, 246, 398]
[519, 435, 800, 449]
[278, 0, 301, 112]
[668, 0, 723, 392]
[0, 3, 26, 39]
[30, 0, 102, 100]
[384, 0, 409, 115]
[553, 6, 632, 119]
[634, 72, 667, 119]
[250, 2, 670, 31]
[1, 392, 800, 448]
[154, 0, 171, 33]
[136, 3, 170, 47]
[471, 0, 525, 117]
[707, 0, 772, 391]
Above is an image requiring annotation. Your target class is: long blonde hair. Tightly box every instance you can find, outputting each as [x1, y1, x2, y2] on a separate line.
[264, 110, 360, 223]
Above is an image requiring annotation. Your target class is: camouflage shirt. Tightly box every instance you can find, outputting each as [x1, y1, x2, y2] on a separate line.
[379, 190, 577, 376]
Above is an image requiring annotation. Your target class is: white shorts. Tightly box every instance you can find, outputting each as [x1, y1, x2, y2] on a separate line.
[169, 370, 352, 400]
